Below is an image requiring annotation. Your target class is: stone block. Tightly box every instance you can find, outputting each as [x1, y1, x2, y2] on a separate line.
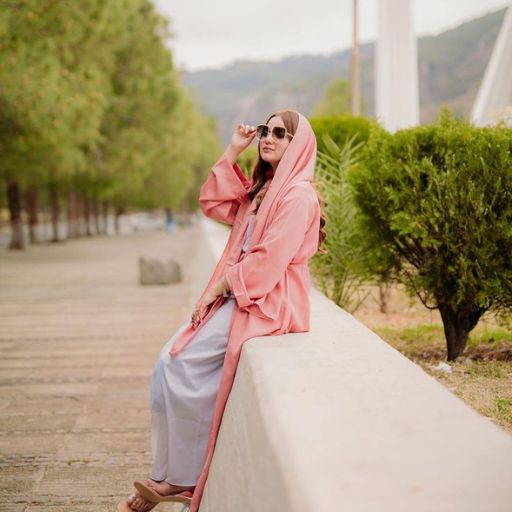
[138, 257, 182, 285]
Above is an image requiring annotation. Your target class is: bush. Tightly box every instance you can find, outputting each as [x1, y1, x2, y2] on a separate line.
[349, 111, 512, 361]
[311, 134, 369, 312]
[310, 114, 374, 156]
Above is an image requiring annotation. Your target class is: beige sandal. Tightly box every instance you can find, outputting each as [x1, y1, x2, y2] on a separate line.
[133, 481, 193, 505]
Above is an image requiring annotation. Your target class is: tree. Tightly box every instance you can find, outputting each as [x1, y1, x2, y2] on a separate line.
[312, 77, 365, 117]
[349, 112, 512, 360]
[310, 114, 373, 156]
[0, 1, 123, 245]
[0, 0, 222, 248]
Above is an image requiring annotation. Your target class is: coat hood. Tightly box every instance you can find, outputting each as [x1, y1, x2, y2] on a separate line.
[249, 110, 317, 246]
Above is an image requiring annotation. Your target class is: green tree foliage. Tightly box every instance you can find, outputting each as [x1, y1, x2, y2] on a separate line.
[0, 1, 220, 248]
[311, 77, 365, 117]
[0, 1, 116, 245]
[98, 2, 189, 211]
[349, 111, 512, 360]
[310, 114, 374, 155]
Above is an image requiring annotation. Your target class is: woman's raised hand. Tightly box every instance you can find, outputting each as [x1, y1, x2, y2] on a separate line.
[230, 123, 257, 152]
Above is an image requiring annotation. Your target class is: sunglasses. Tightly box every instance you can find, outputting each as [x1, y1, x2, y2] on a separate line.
[256, 124, 294, 141]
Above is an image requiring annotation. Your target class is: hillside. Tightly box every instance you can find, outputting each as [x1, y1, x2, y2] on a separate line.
[180, 8, 506, 144]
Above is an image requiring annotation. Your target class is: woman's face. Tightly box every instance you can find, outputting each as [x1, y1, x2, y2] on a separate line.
[259, 116, 292, 171]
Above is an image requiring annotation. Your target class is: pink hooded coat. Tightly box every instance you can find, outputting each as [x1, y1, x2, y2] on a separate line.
[170, 110, 321, 511]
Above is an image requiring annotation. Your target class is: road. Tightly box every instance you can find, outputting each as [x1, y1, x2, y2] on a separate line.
[0, 223, 200, 511]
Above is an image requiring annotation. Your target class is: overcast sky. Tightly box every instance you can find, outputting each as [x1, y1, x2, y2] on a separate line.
[152, 0, 509, 72]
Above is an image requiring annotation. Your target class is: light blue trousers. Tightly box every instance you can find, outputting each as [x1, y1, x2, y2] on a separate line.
[149, 297, 236, 485]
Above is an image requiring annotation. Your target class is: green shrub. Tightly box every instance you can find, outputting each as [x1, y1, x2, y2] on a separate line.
[310, 114, 374, 156]
[349, 111, 512, 361]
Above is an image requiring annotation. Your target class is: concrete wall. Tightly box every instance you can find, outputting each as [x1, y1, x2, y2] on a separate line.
[194, 214, 512, 512]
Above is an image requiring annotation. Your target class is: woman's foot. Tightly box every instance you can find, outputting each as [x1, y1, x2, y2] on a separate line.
[146, 478, 195, 496]
[126, 492, 157, 512]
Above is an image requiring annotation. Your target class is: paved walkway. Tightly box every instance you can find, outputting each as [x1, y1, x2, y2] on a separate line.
[0, 223, 201, 511]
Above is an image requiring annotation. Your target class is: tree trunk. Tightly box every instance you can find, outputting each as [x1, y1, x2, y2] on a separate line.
[25, 185, 39, 244]
[91, 197, 100, 235]
[378, 282, 391, 314]
[76, 194, 85, 236]
[48, 181, 60, 243]
[114, 206, 123, 234]
[83, 196, 92, 236]
[438, 302, 484, 361]
[66, 189, 74, 238]
[103, 201, 110, 235]
[7, 180, 25, 250]
[73, 189, 81, 237]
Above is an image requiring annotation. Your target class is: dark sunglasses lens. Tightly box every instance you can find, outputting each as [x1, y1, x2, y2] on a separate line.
[273, 127, 286, 139]
[257, 125, 268, 138]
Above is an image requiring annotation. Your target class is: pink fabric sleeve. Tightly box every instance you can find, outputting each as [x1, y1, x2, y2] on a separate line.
[224, 187, 314, 319]
[199, 153, 252, 225]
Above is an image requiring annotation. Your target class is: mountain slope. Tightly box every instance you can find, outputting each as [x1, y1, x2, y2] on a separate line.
[180, 8, 506, 144]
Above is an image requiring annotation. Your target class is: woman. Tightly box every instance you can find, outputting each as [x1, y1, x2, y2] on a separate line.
[118, 109, 325, 512]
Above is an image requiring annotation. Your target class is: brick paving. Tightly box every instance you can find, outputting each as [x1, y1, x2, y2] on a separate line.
[0, 223, 201, 511]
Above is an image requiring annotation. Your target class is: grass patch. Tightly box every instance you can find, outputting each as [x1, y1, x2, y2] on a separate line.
[467, 328, 512, 348]
[374, 323, 512, 433]
[494, 398, 512, 424]
[375, 324, 446, 361]
[375, 324, 512, 362]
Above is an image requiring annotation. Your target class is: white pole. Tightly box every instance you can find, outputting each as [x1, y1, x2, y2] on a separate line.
[351, 0, 360, 116]
[375, 0, 419, 132]
[472, 3, 512, 126]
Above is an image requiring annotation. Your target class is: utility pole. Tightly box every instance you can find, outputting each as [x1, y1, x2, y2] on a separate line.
[351, 0, 360, 116]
